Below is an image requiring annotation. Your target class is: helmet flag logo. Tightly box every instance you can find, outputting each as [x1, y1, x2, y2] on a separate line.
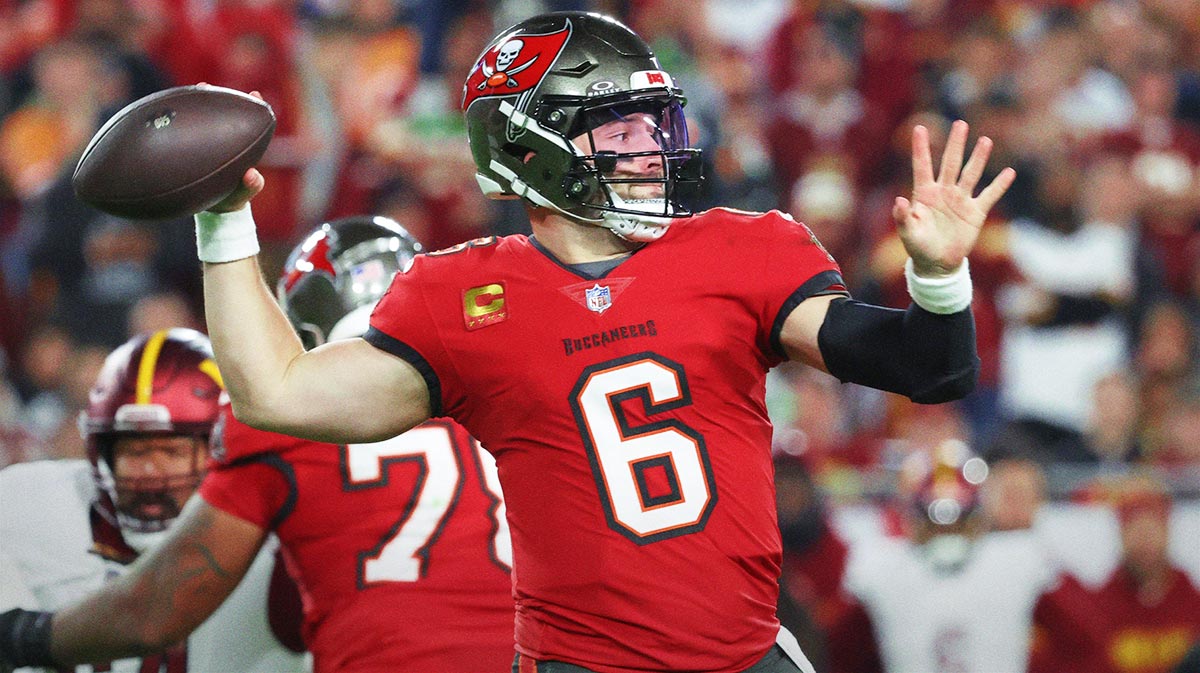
[282, 232, 336, 293]
[462, 25, 571, 111]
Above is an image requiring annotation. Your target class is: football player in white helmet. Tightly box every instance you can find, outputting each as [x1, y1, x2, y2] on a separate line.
[844, 442, 1056, 673]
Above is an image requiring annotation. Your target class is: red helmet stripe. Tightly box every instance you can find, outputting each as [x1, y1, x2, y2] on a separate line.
[135, 330, 170, 404]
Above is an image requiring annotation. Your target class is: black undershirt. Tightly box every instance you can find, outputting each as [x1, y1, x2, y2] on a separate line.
[529, 235, 631, 279]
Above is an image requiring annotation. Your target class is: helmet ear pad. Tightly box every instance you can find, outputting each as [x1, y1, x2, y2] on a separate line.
[493, 128, 596, 213]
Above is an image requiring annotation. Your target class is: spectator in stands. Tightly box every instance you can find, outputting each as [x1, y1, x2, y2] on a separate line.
[702, 46, 782, 214]
[772, 367, 886, 474]
[1083, 370, 1144, 466]
[935, 18, 1016, 123]
[979, 456, 1046, 532]
[1032, 474, 1200, 673]
[126, 292, 201, 338]
[0, 346, 41, 467]
[1134, 301, 1198, 464]
[1097, 25, 1200, 304]
[1151, 384, 1200, 468]
[12, 324, 72, 442]
[1027, 9, 1135, 141]
[53, 219, 162, 348]
[0, 39, 109, 202]
[69, 0, 172, 102]
[994, 155, 1136, 457]
[765, 16, 892, 221]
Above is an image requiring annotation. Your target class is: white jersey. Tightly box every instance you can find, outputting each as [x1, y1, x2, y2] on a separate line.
[844, 530, 1056, 673]
[0, 460, 309, 673]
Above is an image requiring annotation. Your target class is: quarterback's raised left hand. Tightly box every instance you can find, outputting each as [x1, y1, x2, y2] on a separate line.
[894, 119, 1015, 277]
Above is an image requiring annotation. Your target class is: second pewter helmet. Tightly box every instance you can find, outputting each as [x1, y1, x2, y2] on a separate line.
[277, 216, 422, 349]
[462, 11, 704, 242]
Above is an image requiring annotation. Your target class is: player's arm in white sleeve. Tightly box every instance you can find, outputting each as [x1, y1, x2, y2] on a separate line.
[29, 497, 263, 668]
[196, 169, 430, 444]
[779, 121, 1015, 403]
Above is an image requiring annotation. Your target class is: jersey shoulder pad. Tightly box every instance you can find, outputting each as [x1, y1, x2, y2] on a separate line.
[698, 206, 796, 225]
[412, 235, 515, 273]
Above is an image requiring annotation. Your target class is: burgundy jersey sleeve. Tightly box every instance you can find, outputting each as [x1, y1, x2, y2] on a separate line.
[205, 404, 515, 672]
[199, 406, 299, 529]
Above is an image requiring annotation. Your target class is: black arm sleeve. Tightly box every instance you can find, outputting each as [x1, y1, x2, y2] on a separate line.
[816, 298, 980, 404]
[0, 609, 56, 668]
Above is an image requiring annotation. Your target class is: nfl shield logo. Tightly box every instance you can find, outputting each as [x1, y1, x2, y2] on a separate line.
[585, 284, 612, 314]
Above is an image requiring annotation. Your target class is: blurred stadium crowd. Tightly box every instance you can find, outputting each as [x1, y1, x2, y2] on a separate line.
[1, 1, 1199, 492]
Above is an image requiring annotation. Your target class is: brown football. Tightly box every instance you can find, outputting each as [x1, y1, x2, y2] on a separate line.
[72, 85, 275, 220]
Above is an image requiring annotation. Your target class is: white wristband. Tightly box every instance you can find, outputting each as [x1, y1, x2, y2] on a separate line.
[195, 204, 260, 263]
[905, 258, 973, 314]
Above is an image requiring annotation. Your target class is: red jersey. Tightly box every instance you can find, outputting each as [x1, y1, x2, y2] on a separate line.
[366, 208, 845, 672]
[199, 406, 515, 673]
[1092, 566, 1200, 673]
[1032, 568, 1200, 673]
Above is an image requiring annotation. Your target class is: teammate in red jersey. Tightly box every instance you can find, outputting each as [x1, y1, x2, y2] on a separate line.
[112, 11, 1011, 673]
[0, 217, 515, 673]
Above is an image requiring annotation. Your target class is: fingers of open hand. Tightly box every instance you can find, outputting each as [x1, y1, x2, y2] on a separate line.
[977, 166, 1017, 212]
[937, 120, 968, 185]
[958, 135, 993, 193]
[893, 196, 912, 226]
[912, 125, 935, 188]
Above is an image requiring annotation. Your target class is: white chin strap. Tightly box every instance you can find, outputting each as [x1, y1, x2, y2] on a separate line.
[485, 161, 676, 243]
[598, 197, 673, 242]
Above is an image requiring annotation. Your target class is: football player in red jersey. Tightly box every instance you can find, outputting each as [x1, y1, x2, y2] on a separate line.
[0, 218, 515, 673]
[38, 11, 1014, 673]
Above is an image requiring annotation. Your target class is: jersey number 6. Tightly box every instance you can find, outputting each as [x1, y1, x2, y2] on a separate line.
[570, 353, 717, 544]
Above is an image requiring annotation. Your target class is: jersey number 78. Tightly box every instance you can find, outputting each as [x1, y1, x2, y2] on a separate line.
[342, 423, 511, 586]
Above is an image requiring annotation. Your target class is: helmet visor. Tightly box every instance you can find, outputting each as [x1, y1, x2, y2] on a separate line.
[568, 97, 703, 218]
